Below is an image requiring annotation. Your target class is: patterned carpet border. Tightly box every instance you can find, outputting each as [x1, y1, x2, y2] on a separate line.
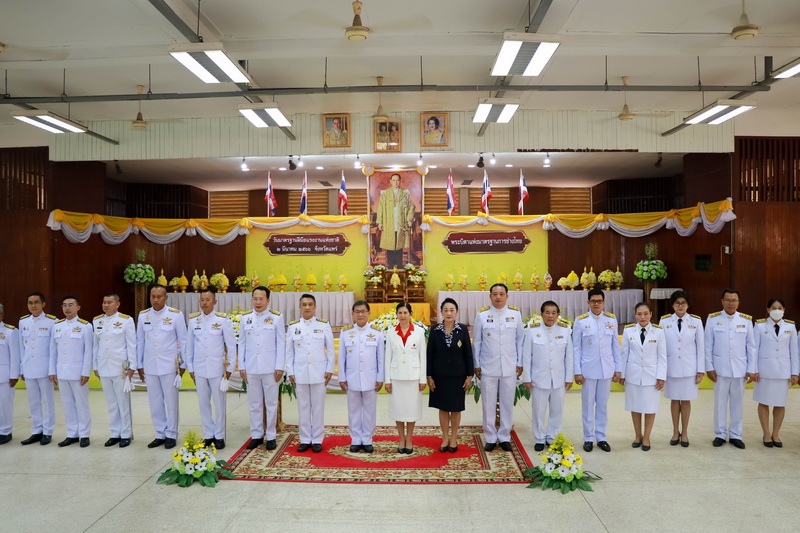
[226, 425, 533, 484]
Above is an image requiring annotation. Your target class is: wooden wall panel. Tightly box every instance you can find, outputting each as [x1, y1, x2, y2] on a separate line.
[684, 153, 732, 205]
[51, 161, 106, 214]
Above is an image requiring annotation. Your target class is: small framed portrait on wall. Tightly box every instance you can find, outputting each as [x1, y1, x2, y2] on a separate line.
[323, 113, 351, 148]
[420, 112, 448, 147]
[374, 120, 401, 152]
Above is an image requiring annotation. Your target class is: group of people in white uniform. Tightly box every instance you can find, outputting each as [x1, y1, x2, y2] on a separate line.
[0, 284, 796, 457]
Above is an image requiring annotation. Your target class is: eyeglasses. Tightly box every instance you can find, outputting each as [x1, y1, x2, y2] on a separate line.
[353, 310, 370, 314]
[589, 300, 604, 304]
[61, 303, 77, 308]
[723, 298, 739, 303]
[673, 302, 688, 306]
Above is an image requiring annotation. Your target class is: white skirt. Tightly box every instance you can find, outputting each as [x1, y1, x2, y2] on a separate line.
[625, 382, 660, 414]
[753, 378, 790, 407]
[663, 376, 699, 401]
[388, 380, 423, 422]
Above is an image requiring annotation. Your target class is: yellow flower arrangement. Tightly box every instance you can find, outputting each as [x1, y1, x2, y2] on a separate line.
[523, 433, 599, 494]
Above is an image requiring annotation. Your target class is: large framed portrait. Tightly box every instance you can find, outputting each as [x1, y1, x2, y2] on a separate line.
[374, 120, 401, 152]
[420, 112, 448, 147]
[367, 169, 424, 268]
[322, 113, 351, 148]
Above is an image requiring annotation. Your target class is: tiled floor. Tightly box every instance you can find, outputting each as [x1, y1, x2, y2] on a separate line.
[2, 386, 800, 532]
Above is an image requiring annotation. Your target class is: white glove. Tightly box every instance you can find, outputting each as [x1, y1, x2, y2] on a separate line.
[174, 374, 183, 389]
[123, 376, 134, 393]
[219, 378, 230, 392]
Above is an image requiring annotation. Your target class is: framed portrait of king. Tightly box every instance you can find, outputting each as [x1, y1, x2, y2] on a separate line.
[323, 113, 351, 148]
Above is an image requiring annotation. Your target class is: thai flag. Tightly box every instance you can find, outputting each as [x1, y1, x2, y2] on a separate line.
[518, 169, 529, 215]
[264, 172, 277, 217]
[446, 169, 458, 215]
[480, 170, 492, 214]
[338, 171, 348, 215]
[300, 171, 308, 215]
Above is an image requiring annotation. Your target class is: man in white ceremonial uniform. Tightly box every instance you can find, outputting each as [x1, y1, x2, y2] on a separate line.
[287, 294, 335, 453]
[339, 300, 384, 453]
[473, 283, 525, 452]
[705, 288, 755, 449]
[186, 288, 236, 450]
[136, 285, 187, 449]
[19, 292, 57, 445]
[93, 294, 136, 448]
[49, 296, 94, 447]
[523, 301, 573, 452]
[0, 303, 21, 445]
[238, 286, 286, 451]
[573, 288, 621, 453]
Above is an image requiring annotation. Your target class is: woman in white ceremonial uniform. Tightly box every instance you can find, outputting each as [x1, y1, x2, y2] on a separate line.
[620, 302, 667, 451]
[660, 290, 705, 447]
[384, 302, 427, 454]
[751, 298, 799, 448]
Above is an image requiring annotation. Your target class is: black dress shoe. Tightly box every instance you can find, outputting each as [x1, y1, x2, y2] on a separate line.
[80, 438, 90, 448]
[147, 438, 166, 448]
[534, 443, 545, 452]
[448, 445, 458, 453]
[484, 442, 497, 452]
[58, 437, 79, 447]
[404, 447, 413, 454]
[439, 445, 449, 452]
[680, 439, 689, 448]
[0, 434, 12, 445]
[499, 441, 512, 452]
[40, 435, 52, 445]
[246, 438, 264, 450]
[397, 447, 404, 454]
[597, 441, 611, 452]
[763, 439, 774, 448]
[773, 441, 783, 448]
[641, 444, 651, 452]
[119, 439, 132, 448]
[670, 434, 680, 446]
[729, 438, 745, 449]
[297, 443, 311, 452]
[712, 437, 726, 447]
[105, 438, 121, 447]
[204, 438, 214, 447]
[632, 440, 642, 449]
[312, 443, 323, 453]
[214, 439, 225, 450]
[21, 433, 43, 445]
[363, 444, 374, 453]
[164, 438, 177, 449]
[583, 441, 593, 452]
[266, 439, 277, 450]
[350, 444, 363, 453]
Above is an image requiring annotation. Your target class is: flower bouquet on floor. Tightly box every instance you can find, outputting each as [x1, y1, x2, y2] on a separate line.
[523, 433, 600, 494]
[157, 430, 234, 487]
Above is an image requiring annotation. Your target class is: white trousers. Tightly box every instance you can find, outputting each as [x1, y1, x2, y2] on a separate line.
[247, 373, 279, 440]
[100, 376, 132, 439]
[346, 388, 378, 445]
[145, 373, 179, 439]
[581, 378, 611, 442]
[713, 376, 745, 440]
[196, 376, 226, 440]
[60, 379, 91, 438]
[0, 382, 14, 434]
[532, 386, 565, 444]
[26, 377, 55, 435]
[296, 383, 326, 444]
[481, 375, 516, 443]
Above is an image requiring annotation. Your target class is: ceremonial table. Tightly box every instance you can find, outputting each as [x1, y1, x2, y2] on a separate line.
[369, 302, 432, 325]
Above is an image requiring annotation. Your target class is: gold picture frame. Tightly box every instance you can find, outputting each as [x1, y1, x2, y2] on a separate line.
[420, 112, 448, 147]
[374, 120, 401, 153]
[322, 113, 351, 148]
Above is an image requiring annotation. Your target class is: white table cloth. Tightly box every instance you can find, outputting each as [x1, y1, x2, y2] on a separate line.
[650, 288, 682, 300]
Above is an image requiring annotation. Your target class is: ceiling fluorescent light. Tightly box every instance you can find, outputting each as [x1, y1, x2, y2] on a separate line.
[491, 32, 560, 77]
[238, 104, 292, 128]
[772, 58, 800, 79]
[473, 98, 520, 123]
[169, 42, 252, 84]
[683, 99, 756, 125]
[11, 109, 87, 133]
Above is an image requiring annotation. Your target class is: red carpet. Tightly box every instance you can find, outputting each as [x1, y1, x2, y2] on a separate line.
[226, 425, 532, 484]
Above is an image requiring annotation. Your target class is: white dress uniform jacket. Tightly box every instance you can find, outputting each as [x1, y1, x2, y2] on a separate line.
[472, 305, 525, 377]
[237, 309, 286, 374]
[660, 313, 705, 377]
[186, 311, 236, 378]
[620, 324, 667, 386]
[704, 311, 755, 378]
[523, 321, 574, 389]
[286, 317, 335, 384]
[572, 312, 622, 379]
[49, 317, 94, 380]
[136, 307, 188, 375]
[93, 312, 137, 376]
[0, 322, 20, 435]
[751, 319, 799, 378]
[339, 324, 385, 390]
[19, 313, 57, 379]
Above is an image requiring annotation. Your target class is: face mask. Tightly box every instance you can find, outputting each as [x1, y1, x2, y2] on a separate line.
[769, 309, 784, 321]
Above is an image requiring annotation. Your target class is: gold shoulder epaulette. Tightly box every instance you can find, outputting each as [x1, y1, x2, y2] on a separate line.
[479, 306, 490, 312]
[189, 312, 201, 319]
[785, 319, 795, 324]
[341, 324, 354, 331]
[78, 318, 89, 324]
[509, 305, 520, 311]
[709, 311, 721, 317]
[215, 311, 228, 318]
[624, 323, 635, 328]
[288, 319, 300, 325]
[652, 324, 663, 329]
[603, 312, 616, 318]
[45, 314, 57, 320]
[316, 318, 329, 323]
[690, 314, 701, 319]
[269, 309, 281, 316]
[4, 323, 16, 329]
[755, 318, 766, 323]
[94, 314, 104, 320]
[529, 322, 541, 328]
[119, 313, 131, 319]
[577, 313, 589, 320]
[55, 318, 65, 324]
[557, 319, 570, 328]
[20, 314, 31, 320]
[740, 313, 752, 320]
[168, 307, 180, 313]
[371, 324, 383, 331]
[139, 308, 151, 314]
[661, 314, 673, 320]
[241, 310, 253, 315]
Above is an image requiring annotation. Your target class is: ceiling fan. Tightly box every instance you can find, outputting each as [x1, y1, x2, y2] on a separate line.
[132, 85, 148, 130]
[345, 1, 370, 40]
[617, 76, 636, 121]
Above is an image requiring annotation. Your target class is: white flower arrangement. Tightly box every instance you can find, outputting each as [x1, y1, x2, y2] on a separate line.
[524, 433, 599, 494]
[157, 430, 234, 488]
